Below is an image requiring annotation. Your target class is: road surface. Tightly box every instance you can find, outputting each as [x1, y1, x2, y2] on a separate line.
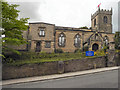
[2, 70, 118, 88]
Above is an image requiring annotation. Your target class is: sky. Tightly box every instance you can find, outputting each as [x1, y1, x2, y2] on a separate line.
[6, 0, 120, 33]
[118, 1, 120, 32]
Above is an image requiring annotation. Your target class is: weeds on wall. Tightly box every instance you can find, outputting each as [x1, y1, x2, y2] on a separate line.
[3, 49, 106, 66]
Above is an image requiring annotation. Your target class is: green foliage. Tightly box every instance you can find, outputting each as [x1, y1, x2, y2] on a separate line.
[115, 32, 120, 50]
[79, 26, 88, 29]
[89, 27, 92, 29]
[3, 58, 15, 64]
[103, 45, 108, 49]
[54, 49, 64, 53]
[102, 44, 109, 53]
[3, 51, 104, 66]
[115, 50, 120, 53]
[74, 49, 82, 53]
[83, 46, 89, 51]
[1, 1, 29, 55]
[94, 50, 105, 56]
[0, 54, 5, 58]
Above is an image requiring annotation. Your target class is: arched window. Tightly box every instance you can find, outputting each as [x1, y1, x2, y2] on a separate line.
[104, 16, 107, 23]
[74, 34, 81, 48]
[104, 36, 109, 45]
[94, 19, 96, 26]
[58, 33, 66, 47]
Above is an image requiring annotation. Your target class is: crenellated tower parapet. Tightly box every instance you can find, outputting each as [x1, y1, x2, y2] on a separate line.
[91, 8, 112, 20]
[91, 8, 112, 33]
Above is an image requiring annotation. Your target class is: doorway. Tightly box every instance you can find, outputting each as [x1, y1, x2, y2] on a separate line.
[92, 43, 99, 51]
[35, 41, 41, 52]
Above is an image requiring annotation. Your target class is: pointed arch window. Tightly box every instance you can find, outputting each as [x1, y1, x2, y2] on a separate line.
[104, 16, 108, 23]
[104, 36, 109, 45]
[74, 34, 81, 48]
[58, 33, 66, 47]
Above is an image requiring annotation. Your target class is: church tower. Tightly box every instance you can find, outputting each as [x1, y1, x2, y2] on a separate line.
[91, 8, 112, 33]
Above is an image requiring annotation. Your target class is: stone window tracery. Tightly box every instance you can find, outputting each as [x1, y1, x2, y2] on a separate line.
[104, 36, 109, 45]
[74, 34, 81, 48]
[58, 33, 66, 47]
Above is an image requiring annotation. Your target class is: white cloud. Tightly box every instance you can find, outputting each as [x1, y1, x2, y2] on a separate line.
[6, 0, 120, 32]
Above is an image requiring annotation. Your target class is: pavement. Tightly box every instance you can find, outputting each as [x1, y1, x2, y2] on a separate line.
[1, 66, 119, 86]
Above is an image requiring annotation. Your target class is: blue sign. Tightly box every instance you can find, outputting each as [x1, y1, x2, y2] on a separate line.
[86, 51, 94, 56]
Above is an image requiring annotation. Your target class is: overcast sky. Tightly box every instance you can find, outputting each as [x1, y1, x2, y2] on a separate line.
[6, 0, 120, 33]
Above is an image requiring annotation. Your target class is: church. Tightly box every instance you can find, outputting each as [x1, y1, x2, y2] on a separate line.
[20, 7, 115, 53]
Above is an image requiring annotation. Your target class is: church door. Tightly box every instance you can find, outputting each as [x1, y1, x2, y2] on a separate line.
[35, 41, 41, 52]
[92, 43, 99, 51]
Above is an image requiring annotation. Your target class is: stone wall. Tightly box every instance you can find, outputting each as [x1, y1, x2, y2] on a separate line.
[55, 30, 95, 52]
[64, 56, 106, 72]
[2, 62, 58, 80]
[29, 22, 55, 53]
[107, 50, 120, 66]
[55, 30, 83, 52]
[2, 56, 107, 80]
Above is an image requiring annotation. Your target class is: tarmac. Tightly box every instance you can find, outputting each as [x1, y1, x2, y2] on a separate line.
[1, 66, 119, 86]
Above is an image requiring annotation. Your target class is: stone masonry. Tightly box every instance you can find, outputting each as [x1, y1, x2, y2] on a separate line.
[17, 7, 115, 53]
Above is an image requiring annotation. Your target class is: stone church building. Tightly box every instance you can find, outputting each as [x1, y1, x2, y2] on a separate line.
[21, 8, 115, 53]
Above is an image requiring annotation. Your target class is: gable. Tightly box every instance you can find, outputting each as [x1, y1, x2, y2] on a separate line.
[90, 32, 103, 41]
[84, 32, 104, 45]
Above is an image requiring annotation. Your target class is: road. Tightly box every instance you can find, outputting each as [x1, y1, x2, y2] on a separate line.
[2, 70, 118, 88]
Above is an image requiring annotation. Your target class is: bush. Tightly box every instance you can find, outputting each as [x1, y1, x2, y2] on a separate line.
[83, 46, 89, 52]
[3, 52, 21, 61]
[115, 50, 120, 53]
[94, 50, 105, 56]
[54, 49, 64, 53]
[2, 58, 15, 64]
[79, 26, 88, 29]
[74, 49, 82, 53]
[3, 51, 37, 61]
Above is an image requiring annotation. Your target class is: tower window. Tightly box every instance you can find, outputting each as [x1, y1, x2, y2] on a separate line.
[104, 16, 108, 23]
[58, 33, 66, 47]
[74, 34, 81, 48]
[94, 19, 96, 26]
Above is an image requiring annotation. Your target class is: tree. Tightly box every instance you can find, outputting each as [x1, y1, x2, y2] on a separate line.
[115, 32, 120, 50]
[79, 26, 88, 29]
[1, 1, 29, 55]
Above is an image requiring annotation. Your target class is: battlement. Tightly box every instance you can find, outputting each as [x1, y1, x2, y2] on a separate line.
[91, 8, 112, 20]
[100, 9, 112, 14]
